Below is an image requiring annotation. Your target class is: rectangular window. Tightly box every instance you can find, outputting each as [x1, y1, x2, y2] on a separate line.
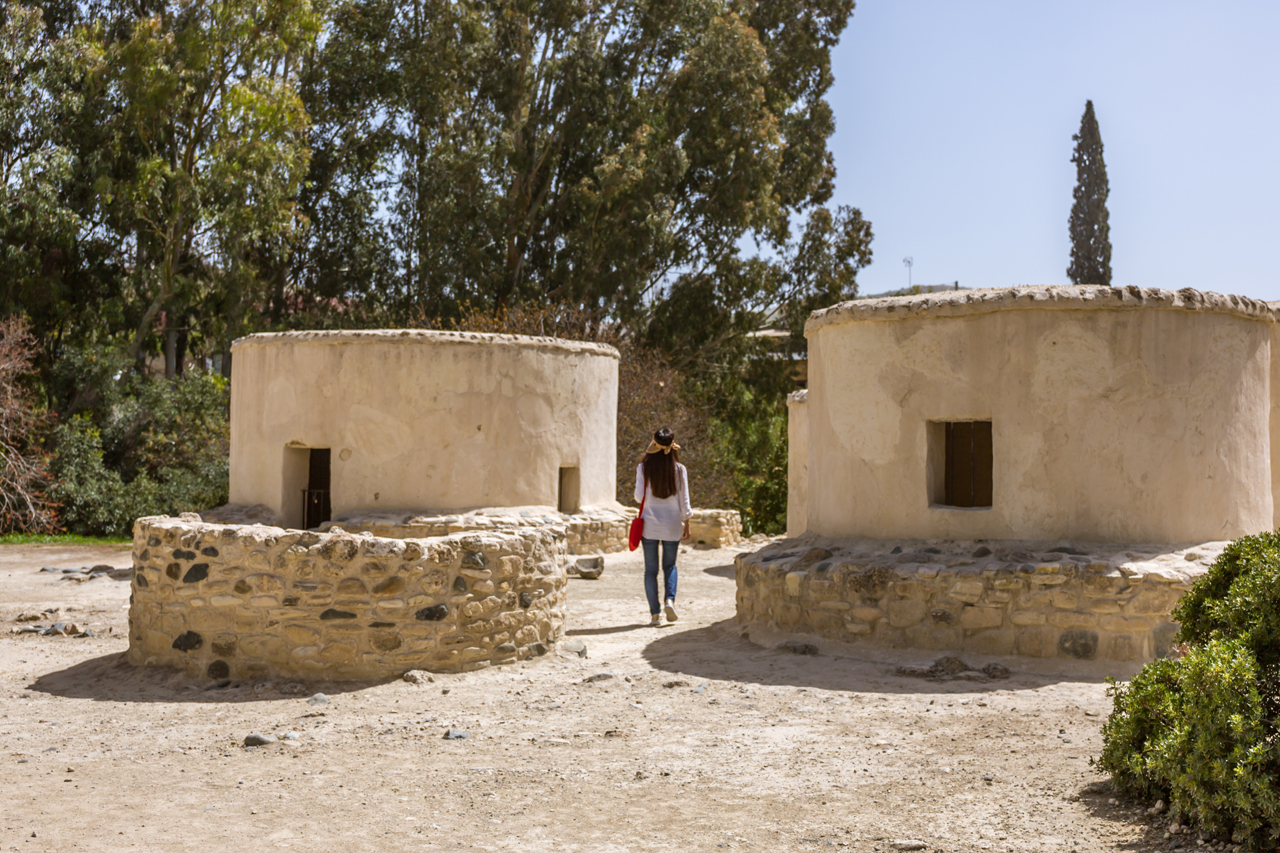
[558, 466, 581, 514]
[929, 421, 992, 508]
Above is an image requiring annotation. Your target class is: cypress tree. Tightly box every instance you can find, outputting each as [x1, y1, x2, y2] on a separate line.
[1067, 100, 1112, 286]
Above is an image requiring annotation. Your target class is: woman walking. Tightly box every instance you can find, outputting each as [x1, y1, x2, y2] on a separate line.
[634, 428, 692, 625]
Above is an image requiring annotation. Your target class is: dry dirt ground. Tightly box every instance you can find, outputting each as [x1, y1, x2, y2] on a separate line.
[0, 541, 1191, 852]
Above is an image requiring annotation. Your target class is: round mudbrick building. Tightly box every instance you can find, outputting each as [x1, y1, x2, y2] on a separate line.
[790, 286, 1278, 543]
[228, 330, 620, 530]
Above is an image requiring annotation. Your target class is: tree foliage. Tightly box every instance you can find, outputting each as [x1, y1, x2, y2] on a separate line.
[0, 0, 871, 531]
[1067, 99, 1111, 286]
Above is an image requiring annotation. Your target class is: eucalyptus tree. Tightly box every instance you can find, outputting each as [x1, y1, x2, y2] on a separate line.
[105, 0, 319, 369]
[299, 0, 867, 329]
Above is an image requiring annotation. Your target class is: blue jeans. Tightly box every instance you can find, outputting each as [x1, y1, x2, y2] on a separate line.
[641, 537, 679, 615]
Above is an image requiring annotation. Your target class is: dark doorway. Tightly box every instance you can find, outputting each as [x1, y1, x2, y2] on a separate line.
[558, 466, 581, 514]
[942, 421, 993, 508]
[303, 448, 331, 529]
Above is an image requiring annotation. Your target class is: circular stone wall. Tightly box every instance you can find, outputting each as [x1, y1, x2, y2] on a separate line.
[802, 286, 1275, 542]
[229, 330, 619, 529]
[128, 516, 567, 680]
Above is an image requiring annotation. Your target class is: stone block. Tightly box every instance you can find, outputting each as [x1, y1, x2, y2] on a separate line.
[1153, 622, 1180, 658]
[805, 609, 845, 632]
[1086, 599, 1122, 614]
[845, 621, 872, 636]
[892, 580, 930, 600]
[784, 572, 806, 597]
[1099, 614, 1150, 633]
[807, 580, 839, 601]
[959, 605, 1004, 631]
[886, 598, 928, 628]
[1049, 611, 1098, 630]
[1009, 610, 1046, 627]
[850, 606, 884, 623]
[1050, 590, 1078, 609]
[948, 580, 985, 604]
[1100, 633, 1137, 661]
[1124, 590, 1178, 616]
[1016, 626, 1060, 658]
[775, 602, 803, 626]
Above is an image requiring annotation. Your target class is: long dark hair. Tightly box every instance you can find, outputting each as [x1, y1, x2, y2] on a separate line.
[642, 428, 680, 499]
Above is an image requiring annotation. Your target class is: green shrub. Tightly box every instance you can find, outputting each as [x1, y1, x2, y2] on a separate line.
[48, 360, 230, 536]
[1098, 532, 1280, 849]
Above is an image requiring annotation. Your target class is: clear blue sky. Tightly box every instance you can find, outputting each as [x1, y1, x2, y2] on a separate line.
[828, 1, 1280, 300]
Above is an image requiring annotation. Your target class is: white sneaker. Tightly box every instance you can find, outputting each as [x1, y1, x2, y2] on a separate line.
[650, 613, 662, 626]
[664, 600, 678, 623]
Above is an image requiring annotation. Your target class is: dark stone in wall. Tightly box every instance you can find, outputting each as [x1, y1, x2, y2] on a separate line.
[1058, 629, 1098, 660]
[452, 576, 468, 593]
[320, 609, 356, 620]
[233, 580, 251, 594]
[461, 550, 486, 569]
[519, 592, 533, 609]
[373, 577, 404, 595]
[200, 547, 219, 557]
[416, 605, 449, 621]
[172, 631, 203, 652]
[530, 642, 548, 656]
[135, 574, 149, 588]
[207, 660, 230, 679]
[166, 563, 181, 580]
[369, 622, 395, 628]
[1154, 622, 1180, 658]
[173, 549, 197, 560]
[282, 597, 299, 606]
[182, 564, 209, 583]
[930, 608, 956, 625]
[211, 641, 236, 656]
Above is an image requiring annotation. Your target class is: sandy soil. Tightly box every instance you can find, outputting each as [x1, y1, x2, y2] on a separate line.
[0, 541, 1187, 852]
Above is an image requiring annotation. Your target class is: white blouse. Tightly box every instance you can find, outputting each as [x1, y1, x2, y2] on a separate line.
[634, 462, 693, 542]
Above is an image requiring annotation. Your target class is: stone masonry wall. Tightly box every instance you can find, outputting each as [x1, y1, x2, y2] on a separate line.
[687, 510, 743, 548]
[736, 537, 1224, 662]
[128, 516, 567, 681]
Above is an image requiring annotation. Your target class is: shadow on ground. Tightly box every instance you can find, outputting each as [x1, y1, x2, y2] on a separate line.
[641, 619, 1133, 694]
[26, 652, 386, 704]
[1078, 780, 1163, 850]
[566, 623, 653, 636]
[701, 563, 735, 580]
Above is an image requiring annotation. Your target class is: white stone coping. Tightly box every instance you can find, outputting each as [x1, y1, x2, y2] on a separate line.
[231, 328, 620, 360]
[787, 389, 807, 405]
[805, 285, 1277, 333]
[747, 536, 1227, 585]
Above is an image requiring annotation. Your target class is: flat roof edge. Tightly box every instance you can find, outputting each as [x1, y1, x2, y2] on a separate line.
[231, 329, 621, 359]
[806, 286, 1276, 334]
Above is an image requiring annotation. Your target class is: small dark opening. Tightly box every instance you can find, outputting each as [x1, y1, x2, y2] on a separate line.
[943, 421, 993, 508]
[303, 448, 331, 529]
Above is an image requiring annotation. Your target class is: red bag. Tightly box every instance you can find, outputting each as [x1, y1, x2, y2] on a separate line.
[629, 476, 646, 551]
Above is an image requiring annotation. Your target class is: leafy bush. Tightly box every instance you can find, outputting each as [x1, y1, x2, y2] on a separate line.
[48, 352, 229, 536]
[1098, 533, 1280, 848]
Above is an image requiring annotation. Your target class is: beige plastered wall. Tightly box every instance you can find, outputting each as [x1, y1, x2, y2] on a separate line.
[786, 390, 809, 537]
[230, 331, 620, 529]
[802, 286, 1275, 543]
